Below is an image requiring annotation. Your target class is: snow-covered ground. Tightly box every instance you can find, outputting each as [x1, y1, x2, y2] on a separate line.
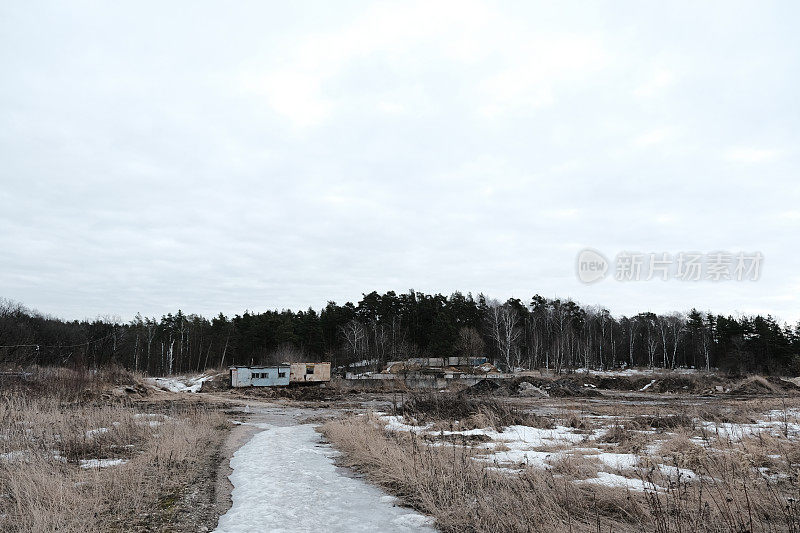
[573, 367, 704, 377]
[215, 422, 435, 533]
[145, 373, 213, 393]
[376, 414, 702, 491]
[699, 417, 800, 441]
[375, 404, 800, 493]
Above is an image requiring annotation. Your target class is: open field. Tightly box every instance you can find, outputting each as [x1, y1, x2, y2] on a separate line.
[5, 366, 800, 532]
[319, 373, 800, 532]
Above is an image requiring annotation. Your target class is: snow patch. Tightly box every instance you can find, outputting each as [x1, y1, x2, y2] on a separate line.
[640, 380, 657, 391]
[699, 419, 800, 441]
[380, 415, 433, 434]
[0, 450, 28, 462]
[594, 452, 640, 471]
[79, 458, 128, 469]
[146, 374, 213, 393]
[577, 471, 663, 492]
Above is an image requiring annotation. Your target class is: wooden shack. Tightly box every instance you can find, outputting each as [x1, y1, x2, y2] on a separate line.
[287, 362, 331, 383]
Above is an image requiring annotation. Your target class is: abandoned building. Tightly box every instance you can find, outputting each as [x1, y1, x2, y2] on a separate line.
[288, 362, 331, 383]
[229, 362, 331, 387]
[229, 365, 290, 388]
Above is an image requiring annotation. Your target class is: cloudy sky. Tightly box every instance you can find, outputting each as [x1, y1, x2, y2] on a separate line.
[1, 1, 798, 323]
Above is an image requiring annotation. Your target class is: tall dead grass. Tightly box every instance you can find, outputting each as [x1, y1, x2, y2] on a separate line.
[323, 414, 646, 532]
[323, 413, 800, 532]
[401, 393, 554, 430]
[0, 369, 228, 532]
[0, 364, 143, 401]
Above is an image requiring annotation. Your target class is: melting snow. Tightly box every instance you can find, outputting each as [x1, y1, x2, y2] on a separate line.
[146, 374, 214, 393]
[79, 458, 128, 469]
[577, 472, 663, 492]
[0, 450, 28, 462]
[85, 427, 109, 438]
[215, 423, 435, 533]
[594, 452, 639, 470]
[381, 415, 433, 433]
[657, 464, 697, 480]
[699, 419, 800, 441]
[441, 424, 588, 447]
[640, 380, 656, 391]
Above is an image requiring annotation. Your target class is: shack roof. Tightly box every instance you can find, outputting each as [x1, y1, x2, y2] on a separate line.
[229, 365, 290, 370]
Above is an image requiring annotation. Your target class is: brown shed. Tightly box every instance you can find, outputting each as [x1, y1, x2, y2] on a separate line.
[287, 362, 331, 383]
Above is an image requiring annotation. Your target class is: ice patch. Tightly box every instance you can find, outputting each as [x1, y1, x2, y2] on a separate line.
[215, 423, 435, 532]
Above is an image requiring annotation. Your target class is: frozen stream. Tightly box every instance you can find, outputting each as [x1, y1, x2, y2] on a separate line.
[214, 405, 435, 533]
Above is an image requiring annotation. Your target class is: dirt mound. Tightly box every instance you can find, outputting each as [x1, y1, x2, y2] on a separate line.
[730, 376, 783, 395]
[770, 376, 800, 392]
[517, 381, 549, 397]
[652, 376, 701, 393]
[547, 378, 602, 397]
[465, 376, 603, 398]
[1, 365, 148, 401]
[199, 371, 230, 392]
[510, 377, 601, 397]
[405, 392, 553, 428]
[102, 383, 150, 399]
[232, 383, 341, 401]
[465, 379, 507, 395]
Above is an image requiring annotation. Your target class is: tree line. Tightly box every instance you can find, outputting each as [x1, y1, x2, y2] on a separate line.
[1, 292, 798, 375]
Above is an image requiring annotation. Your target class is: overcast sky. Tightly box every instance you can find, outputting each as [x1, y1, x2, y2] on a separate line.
[1, 1, 798, 323]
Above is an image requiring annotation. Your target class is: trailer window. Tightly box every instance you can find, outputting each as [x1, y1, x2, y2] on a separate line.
[278, 372, 286, 378]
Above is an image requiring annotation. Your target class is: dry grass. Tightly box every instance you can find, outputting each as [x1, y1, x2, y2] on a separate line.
[401, 392, 554, 430]
[324, 398, 800, 533]
[0, 364, 145, 402]
[598, 422, 654, 454]
[0, 367, 229, 532]
[323, 414, 648, 532]
[655, 432, 708, 471]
